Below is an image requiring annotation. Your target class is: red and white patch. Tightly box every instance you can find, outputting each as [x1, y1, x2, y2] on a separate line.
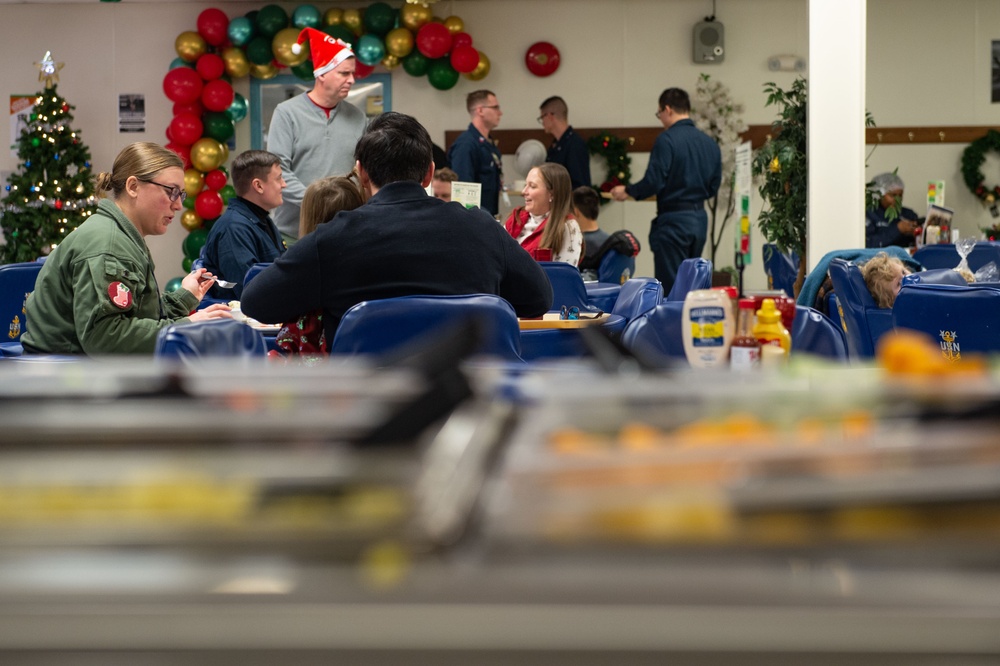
[108, 282, 132, 309]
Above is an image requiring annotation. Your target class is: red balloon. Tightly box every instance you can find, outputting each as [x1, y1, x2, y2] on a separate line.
[453, 32, 473, 49]
[416, 22, 452, 59]
[525, 41, 561, 77]
[197, 8, 229, 47]
[204, 169, 228, 191]
[201, 79, 235, 113]
[195, 53, 225, 81]
[165, 142, 192, 170]
[169, 112, 204, 146]
[173, 99, 204, 117]
[355, 62, 375, 80]
[195, 190, 224, 220]
[450, 45, 480, 74]
[165, 125, 174, 142]
[163, 67, 204, 105]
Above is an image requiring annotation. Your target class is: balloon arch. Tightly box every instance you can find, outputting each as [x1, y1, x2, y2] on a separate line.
[162, 3, 490, 278]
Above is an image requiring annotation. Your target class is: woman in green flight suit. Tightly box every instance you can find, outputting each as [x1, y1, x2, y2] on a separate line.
[22, 142, 231, 355]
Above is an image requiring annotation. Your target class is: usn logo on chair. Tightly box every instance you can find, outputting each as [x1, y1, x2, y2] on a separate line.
[939, 330, 961, 362]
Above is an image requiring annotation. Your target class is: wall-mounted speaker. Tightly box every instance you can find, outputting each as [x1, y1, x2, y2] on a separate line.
[693, 20, 725, 64]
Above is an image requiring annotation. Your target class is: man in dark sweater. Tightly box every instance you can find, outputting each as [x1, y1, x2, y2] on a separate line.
[241, 112, 552, 345]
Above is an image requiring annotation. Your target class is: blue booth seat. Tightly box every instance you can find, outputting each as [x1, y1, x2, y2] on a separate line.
[827, 258, 894, 360]
[901, 268, 968, 287]
[598, 250, 635, 285]
[155, 319, 268, 363]
[893, 283, 1000, 356]
[665, 258, 712, 302]
[539, 261, 601, 313]
[329, 294, 524, 362]
[584, 282, 621, 313]
[763, 243, 800, 297]
[0, 261, 44, 358]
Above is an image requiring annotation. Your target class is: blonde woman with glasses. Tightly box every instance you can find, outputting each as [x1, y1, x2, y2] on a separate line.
[23, 142, 230, 355]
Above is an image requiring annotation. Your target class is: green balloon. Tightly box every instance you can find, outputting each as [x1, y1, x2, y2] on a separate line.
[355, 34, 385, 66]
[246, 35, 274, 65]
[182, 228, 208, 261]
[203, 112, 235, 143]
[164, 277, 184, 294]
[255, 4, 288, 38]
[363, 2, 395, 36]
[322, 25, 355, 50]
[182, 195, 195, 210]
[182, 257, 193, 273]
[427, 58, 459, 90]
[219, 184, 237, 204]
[226, 93, 248, 123]
[169, 57, 193, 70]
[402, 51, 429, 77]
[292, 4, 321, 29]
[227, 16, 254, 47]
[291, 59, 314, 80]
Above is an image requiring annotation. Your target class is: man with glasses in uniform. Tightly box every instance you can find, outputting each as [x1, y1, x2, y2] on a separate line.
[448, 89, 503, 217]
[539, 96, 591, 190]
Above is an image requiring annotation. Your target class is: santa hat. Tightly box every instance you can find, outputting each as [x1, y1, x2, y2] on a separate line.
[291, 27, 355, 78]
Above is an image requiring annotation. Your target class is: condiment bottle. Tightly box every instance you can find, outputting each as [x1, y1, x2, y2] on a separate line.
[682, 288, 735, 368]
[730, 298, 761, 371]
[752, 298, 791, 357]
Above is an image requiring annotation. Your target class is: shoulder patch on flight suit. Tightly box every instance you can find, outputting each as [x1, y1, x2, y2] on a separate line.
[108, 282, 132, 309]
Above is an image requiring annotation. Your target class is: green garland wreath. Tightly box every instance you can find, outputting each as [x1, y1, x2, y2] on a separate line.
[961, 129, 1000, 205]
[587, 131, 632, 201]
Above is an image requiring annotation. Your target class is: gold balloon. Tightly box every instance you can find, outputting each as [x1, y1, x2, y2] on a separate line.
[342, 8, 364, 35]
[184, 168, 205, 200]
[443, 16, 464, 34]
[381, 54, 400, 70]
[273, 27, 309, 66]
[385, 27, 415, 58]
[323, 8, 343, 26]
[400, 2, 431, 31]
[464, 50, 490, 81]
[219, 141, 230, 165]
[180, 209, 203, 232]
[249, 61, 279, 80]
[221, 47, 251, 78]
[175, 31, 207, 63]
[190, 138, 225, 173]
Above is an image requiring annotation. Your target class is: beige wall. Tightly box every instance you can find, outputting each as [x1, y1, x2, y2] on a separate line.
[0, 0, 998, 290]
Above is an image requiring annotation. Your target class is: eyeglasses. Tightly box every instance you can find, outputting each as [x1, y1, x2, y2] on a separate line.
[536, 112, 553, 124]
[143, 180, 187, 203]
[560, 305, 580, 321]
[479, 104, 501, 111]
[654, 108, 665, 118]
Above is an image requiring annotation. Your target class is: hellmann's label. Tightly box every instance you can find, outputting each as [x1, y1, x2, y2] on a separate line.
[689, 307, 726, 347]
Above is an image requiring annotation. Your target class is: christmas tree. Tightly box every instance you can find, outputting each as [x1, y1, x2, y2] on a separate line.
[1, 52, 97, 264]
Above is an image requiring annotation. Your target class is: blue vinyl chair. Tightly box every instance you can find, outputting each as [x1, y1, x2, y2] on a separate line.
[900, 268, 968, 287]
[790, 306, 848, 361]
[612, 277, 663, 324]
[155, 319, 268, 364]
[584, 282, 621, 312]
[539, 261, 601, 313]
[664, 258, 712, 302]
[912, 242, 1000, 273]
[598, 250, 636, 284]
[0, 261, 44, 358]
[242, 262, 272, 290]
[893, 283, 1000, 356]
[763, 243, 799, 297]
[827, 258, 895, 360]
[329, 294, 524, 362]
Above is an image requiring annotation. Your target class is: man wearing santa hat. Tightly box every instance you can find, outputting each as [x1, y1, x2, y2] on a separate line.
[267, 27, 367, 245]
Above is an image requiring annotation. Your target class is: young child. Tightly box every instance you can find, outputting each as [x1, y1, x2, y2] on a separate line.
[278, 174, 366, 357]
[861, 251, 909, 309]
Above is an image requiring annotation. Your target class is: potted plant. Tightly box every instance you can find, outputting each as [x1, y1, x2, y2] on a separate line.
[690, 73, 748, 281]
[752, 79, 808, 297]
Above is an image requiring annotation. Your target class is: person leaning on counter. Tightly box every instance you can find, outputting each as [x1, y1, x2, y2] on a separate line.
[22, 142, 231, 356]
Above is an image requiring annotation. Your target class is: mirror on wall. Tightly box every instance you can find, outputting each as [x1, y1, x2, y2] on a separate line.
[249, 73, 392, 149]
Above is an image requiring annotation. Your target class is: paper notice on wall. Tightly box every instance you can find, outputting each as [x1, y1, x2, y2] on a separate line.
[451, 181, 482, 210]
[734, 140, 753, 261]
[10, 95, 38, 159]
[118, 94, 145, 133]
[927, 180, 945, 210]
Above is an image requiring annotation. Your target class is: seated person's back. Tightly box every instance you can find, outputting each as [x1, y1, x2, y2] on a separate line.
[201, 150, 287, 297]
[240, 112, 553, 345]
[572, 185, 609, 280]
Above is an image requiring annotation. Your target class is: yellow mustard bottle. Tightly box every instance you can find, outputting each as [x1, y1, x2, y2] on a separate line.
[752, 298, 791, 358]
